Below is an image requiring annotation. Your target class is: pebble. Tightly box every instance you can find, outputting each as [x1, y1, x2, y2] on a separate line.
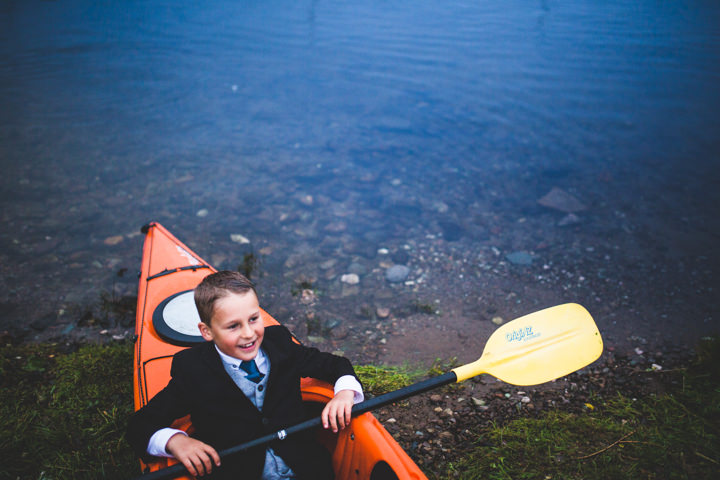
[103, 235, 124, 246]
[376, 307, 390, 319]
[558, 213, 581, 227]
[386, 418, 397, 423]
[307, 335, 325, 343]
[320, 259, 337, 270]
[506, 251, 533, 265]
[537, 187, 586, 213]
[471, 397, 486, 406]
[341, 273, 360, 285]
[230, 234, 250, 244]
[385, 265, 410, 283]
[196, 209, 209, 217]
[430, 394, 443, 403]
[491, 316, 504, 325]
[521, 396, 531, 403]
[300, 289, 316, 304]
[347, 262, 367, 275]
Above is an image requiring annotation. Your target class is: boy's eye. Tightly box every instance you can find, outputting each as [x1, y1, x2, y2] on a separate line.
[249, 316, 259, 323]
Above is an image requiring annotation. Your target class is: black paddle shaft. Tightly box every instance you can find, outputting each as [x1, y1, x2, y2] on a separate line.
[132, 371, 457, 480]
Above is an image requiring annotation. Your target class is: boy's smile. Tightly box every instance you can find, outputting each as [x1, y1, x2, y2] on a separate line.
[198, 290, 264, 361]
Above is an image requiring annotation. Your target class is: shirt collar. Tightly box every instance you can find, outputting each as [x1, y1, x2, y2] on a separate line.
[214, 344, 267, 372]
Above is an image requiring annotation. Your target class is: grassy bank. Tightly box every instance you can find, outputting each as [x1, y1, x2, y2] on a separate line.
[441, 337, 720, 480]
[1, 339, 717, 480]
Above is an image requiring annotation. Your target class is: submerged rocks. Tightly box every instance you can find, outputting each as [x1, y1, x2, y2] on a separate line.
[385, 265, 410, 283]
[506, 251, 533, 265]
[537, 187, 586, 213]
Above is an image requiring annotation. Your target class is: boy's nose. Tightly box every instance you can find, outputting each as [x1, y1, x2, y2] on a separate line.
[240, 323, 254, 337]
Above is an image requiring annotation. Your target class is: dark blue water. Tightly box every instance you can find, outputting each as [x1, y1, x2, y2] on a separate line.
[1, 0, 718, 351]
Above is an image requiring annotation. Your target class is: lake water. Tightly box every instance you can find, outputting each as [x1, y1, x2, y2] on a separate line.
[1, 0, 718, 356]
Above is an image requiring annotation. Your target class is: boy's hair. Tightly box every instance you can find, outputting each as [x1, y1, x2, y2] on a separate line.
[194, 271, 257, 325]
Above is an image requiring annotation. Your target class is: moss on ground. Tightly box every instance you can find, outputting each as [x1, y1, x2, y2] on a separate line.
[0, 342, 136, 480]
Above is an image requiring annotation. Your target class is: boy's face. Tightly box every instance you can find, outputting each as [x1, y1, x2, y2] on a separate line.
[198, 290, 264, 361]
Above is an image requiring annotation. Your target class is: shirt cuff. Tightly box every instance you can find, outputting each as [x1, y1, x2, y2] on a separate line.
[148, 428, 187, 457]
[334, 375, 364, 404]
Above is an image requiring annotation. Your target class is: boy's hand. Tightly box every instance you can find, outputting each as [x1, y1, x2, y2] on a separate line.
[166, 433, 221, 477]
[322, 389, 355, 433]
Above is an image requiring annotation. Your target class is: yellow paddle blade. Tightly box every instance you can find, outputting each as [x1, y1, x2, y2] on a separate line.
[453, 303, 603, 385]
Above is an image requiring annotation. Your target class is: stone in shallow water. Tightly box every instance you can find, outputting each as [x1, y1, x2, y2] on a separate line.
[341, 273, 360, 285]
[230, 234, 250, 244]
[385, 265, 410, 283]
[506, 251, 533, 265]
[537, 187, 586, 213]
[104, 235, 124, 246]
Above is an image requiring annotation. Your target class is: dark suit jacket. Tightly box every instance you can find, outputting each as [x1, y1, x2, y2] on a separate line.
[127, 325, 358, 479]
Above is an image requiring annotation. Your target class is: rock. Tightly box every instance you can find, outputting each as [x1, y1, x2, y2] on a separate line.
[491, 316, 504, 326]
[300, 289, 316, 304]
[196, 209, 209, 217]
[471, 397, 486, 407]
[385, 265, 410, 283]
[386, 418, 397, 423]
[433, 407, 443, 413]
[104, 235, 124, 246]
[521, 396, 531, 403]
[230, 234, 250, 244]
[300, 195, 313, 206]
[558, 213, 581, 227]
[430, 394, 443, 403]
[341, 273, 360, 285]
[377, 248, 389, 255]
[537, 187, 586, 213]
[347, 262, 366, 275]
[506, 251, 533, 265]
[376, 307, 390, 319]
[320, 259, 337, 270]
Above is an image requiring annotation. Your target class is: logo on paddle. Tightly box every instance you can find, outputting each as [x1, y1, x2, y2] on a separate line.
[506, 326, 540, 343]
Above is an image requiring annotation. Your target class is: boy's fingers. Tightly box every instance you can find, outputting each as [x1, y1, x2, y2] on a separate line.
[321, 404, 330, 428]
[181, 458, 198, 477]
[208, 445, 222, 466]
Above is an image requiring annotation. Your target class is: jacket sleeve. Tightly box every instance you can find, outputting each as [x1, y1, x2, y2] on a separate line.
[126, 354, 194, 460]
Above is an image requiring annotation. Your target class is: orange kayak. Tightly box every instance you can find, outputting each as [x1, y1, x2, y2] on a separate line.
[133, 222, 427, 480]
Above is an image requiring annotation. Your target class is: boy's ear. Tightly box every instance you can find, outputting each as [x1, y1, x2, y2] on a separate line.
[198, 322, 214, 342]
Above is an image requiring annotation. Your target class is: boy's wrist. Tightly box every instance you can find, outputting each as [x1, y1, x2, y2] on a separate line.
[334, 375, 364, 404]
[147, 428, 187, 457]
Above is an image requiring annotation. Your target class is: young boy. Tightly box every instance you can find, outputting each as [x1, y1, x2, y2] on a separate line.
[127, 271, 363, 479]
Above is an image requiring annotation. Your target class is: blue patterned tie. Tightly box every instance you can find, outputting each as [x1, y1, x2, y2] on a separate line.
[240, 359, 265, 383]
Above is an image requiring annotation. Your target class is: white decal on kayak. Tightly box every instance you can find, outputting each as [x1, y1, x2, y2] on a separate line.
[176, 245, 201, 265]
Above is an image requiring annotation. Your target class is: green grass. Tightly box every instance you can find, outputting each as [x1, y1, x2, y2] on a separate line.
[0, 342, 136, 480]
[442, 337, 720, 480]
[355, 365, 414, 396]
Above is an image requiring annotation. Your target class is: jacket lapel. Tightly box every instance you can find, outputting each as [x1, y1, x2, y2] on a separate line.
[199, 342, 260, 413]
